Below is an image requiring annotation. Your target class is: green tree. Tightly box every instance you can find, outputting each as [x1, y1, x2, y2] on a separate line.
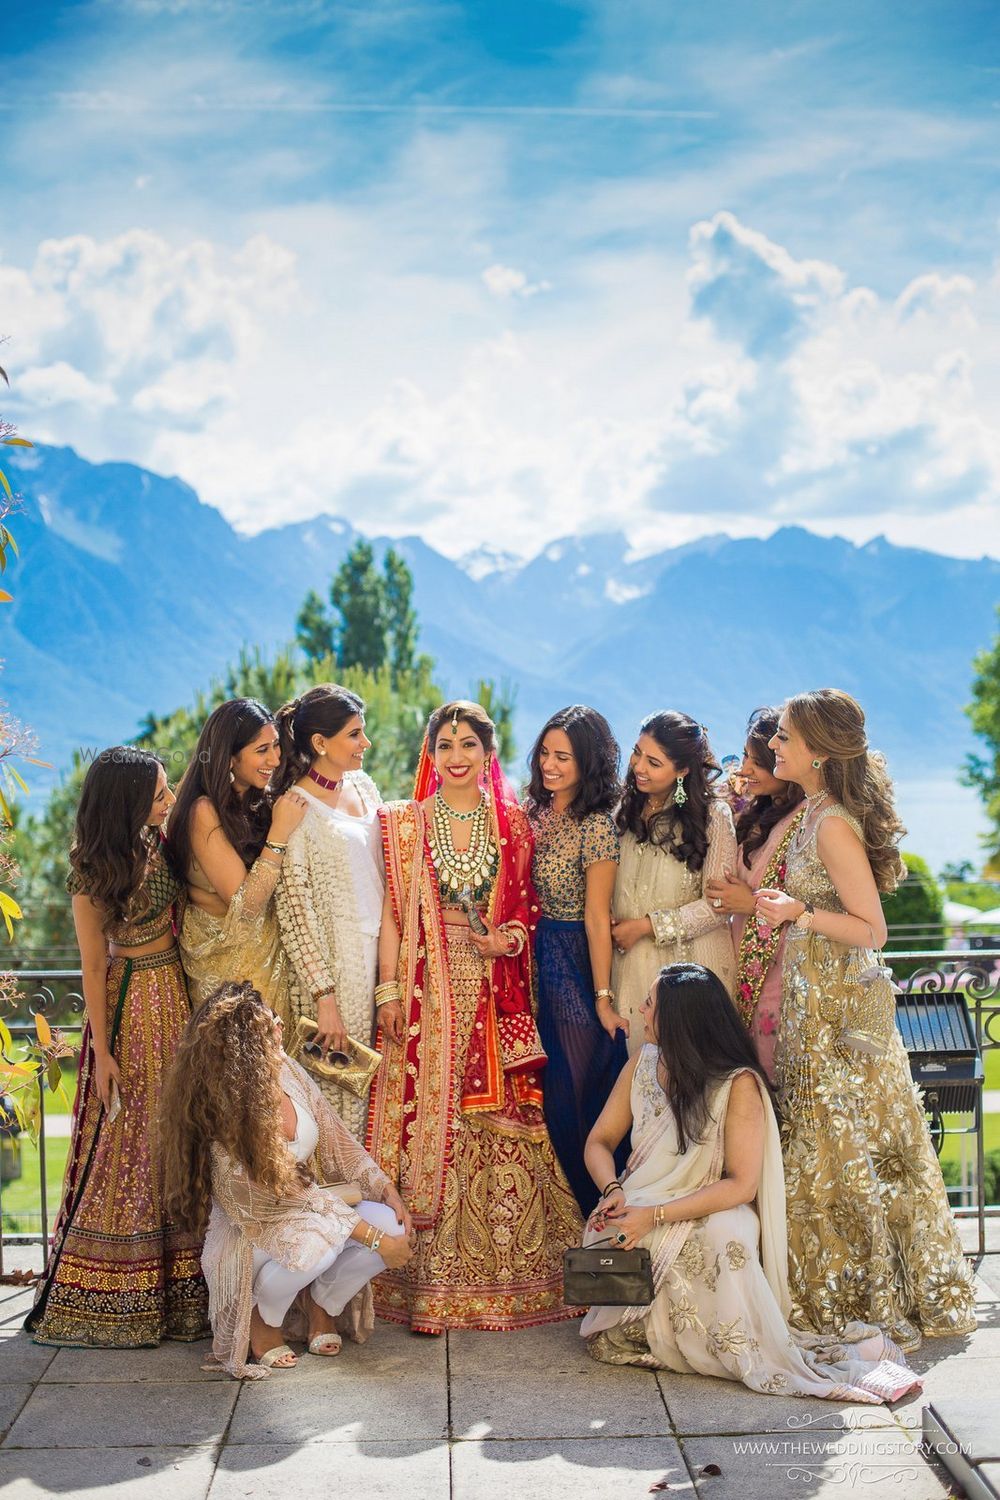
[296, 588, 335, 664]
[882, 851, 945, 976]
[473, 678, 518, 768]
[966, 604, 1000, 869]
[331, 541, 387, 672]
[383, 547, 418, 680]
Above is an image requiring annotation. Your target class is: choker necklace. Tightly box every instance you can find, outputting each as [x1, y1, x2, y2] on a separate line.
[440, 793, 486, 823]
[308, 766, 342, 792]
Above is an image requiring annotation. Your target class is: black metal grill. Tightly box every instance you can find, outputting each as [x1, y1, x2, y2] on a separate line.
[894, 990, 983, 1115]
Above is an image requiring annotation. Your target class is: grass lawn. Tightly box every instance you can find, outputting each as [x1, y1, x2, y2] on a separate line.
[1, 1061, 77, 1233]
[1, 1135, 70, 1235]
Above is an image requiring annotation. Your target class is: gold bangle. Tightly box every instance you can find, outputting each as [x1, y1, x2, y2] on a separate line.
[375, 981, 401, 1007]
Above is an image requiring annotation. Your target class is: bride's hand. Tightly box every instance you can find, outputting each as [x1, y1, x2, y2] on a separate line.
[376, 1000, 406, 1045]
[468, 916, 513, 960]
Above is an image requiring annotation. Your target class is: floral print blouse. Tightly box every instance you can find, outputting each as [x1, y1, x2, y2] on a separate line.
[529, 806, 619, 921]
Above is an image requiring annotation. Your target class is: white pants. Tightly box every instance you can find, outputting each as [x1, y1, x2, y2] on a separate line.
[251, 1201, 403, 1328]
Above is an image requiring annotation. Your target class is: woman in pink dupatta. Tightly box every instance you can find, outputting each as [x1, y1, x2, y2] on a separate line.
[366, 701, 581, 1332]
[580, 963, 920, 1404]
[706, 709, 804, 1080]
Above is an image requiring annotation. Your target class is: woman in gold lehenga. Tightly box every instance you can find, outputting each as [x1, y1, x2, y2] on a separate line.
[166, 698, 307, 1021]
[27, 750, 207, 1348]
[367, 701, 582, 1332]
[755, 689, 975, 1350]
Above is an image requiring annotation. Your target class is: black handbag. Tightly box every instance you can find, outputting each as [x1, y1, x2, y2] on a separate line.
[563, 1238, 654, 1307]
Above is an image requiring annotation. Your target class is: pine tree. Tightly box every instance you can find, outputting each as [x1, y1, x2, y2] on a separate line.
[383, 547, 418, 681]
[330, 541, 387, 672]
[296, 589, 336, 663]
[965, 603, 1000, 869]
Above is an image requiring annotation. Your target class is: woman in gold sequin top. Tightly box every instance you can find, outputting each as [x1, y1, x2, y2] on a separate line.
[525, 705, 629, 1217]
[166, 698, 307, 1021]
[757, 689, 975, 1350]
[27, 749, 208, 1349]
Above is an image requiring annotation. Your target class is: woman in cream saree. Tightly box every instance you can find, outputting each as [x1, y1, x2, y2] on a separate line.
[581, 964, 920, 1404]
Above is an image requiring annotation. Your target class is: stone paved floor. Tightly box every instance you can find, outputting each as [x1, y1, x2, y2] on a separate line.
[1, 1230, 997, 1500]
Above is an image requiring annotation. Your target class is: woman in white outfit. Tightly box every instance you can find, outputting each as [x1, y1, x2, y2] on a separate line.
[579, 963, 920, 1405]
[272, 685, 385, 1139]
[162, 981, 414, 1377]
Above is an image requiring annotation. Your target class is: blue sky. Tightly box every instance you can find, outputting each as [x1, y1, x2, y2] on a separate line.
[2, 0, 999, 558]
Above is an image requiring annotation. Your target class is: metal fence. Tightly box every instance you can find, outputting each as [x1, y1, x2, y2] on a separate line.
[2, 951, 999, 1271]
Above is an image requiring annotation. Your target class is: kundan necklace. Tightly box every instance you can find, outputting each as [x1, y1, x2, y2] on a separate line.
[428, 789, 498, 904]
[308, 766, 342, 792]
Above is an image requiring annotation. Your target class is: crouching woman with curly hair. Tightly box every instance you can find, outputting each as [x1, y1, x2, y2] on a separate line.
[161, 981, 414, 1377]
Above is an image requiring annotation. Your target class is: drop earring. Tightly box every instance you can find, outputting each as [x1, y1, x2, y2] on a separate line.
[674, 776, 687, 807]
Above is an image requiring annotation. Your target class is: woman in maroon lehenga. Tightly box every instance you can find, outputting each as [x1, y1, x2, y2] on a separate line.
[26, 749, 207, 1348]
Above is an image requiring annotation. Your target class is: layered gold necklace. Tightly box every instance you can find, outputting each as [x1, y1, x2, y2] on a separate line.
[428, 791, 499, 903]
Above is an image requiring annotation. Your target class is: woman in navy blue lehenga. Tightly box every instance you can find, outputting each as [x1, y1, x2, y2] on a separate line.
[525, 706, 629, 1217]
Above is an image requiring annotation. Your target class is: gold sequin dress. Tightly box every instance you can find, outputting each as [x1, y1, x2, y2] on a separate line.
[777, 804, 976, 1350]
[180, 853, 291, 1025]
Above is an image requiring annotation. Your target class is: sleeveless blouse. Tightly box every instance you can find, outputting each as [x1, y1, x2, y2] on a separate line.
[66, 847, 182, 945]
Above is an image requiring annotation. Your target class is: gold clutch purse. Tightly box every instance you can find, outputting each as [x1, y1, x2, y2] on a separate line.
[292, 1016, 382, 1098]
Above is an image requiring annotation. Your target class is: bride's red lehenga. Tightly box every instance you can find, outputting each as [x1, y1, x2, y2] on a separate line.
[366, 747, 582, 1332]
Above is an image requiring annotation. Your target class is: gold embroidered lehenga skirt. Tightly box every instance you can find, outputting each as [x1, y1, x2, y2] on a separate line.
[778, 930, 976, 1351]
[26, 950, 208, 1348]
[371, 928, 582, 1332]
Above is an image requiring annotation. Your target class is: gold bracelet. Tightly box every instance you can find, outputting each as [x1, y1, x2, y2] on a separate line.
[374, 981, 401, 1007]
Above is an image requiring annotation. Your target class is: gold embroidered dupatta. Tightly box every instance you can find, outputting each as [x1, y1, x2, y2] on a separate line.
[366, 798, 547, 1232]
[580, 1060, 790, 1353]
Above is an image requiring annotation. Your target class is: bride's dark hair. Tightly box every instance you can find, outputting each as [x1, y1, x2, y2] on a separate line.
[651, 963, 775, 1152]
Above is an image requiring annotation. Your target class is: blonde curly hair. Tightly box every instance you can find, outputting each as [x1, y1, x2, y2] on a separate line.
[161, 981, 301, 1237]
[785, 689, 906, 893]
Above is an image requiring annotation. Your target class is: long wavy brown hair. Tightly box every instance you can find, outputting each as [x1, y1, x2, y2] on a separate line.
[161, 982, 301, 1237]
[785, 689, 906, 893]
[165, 698, 275, 880]
[735, 708, 804, 867]
[69, 748, 162, 931]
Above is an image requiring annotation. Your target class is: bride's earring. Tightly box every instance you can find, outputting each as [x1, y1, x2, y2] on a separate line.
[674, 775, 687, 807]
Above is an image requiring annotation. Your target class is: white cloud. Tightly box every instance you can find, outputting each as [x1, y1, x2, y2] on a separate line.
[3, 208, 1000, 560]
[481, 264, 551, 299]
[15, 361, 115, 409]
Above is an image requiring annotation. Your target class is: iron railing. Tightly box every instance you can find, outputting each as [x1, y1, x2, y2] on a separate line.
[2, 952, 999, 1269]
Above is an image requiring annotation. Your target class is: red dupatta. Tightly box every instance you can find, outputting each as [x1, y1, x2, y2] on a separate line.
[366, 744, 546, 1228]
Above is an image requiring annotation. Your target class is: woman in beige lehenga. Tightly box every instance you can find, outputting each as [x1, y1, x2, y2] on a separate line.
[166, 698, 306, 1021]
[758, 689, 976, 1349]
[162, 982, 413, 1377]
[581, 963, 920, 1404]
[611, 712, 736, 1054]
